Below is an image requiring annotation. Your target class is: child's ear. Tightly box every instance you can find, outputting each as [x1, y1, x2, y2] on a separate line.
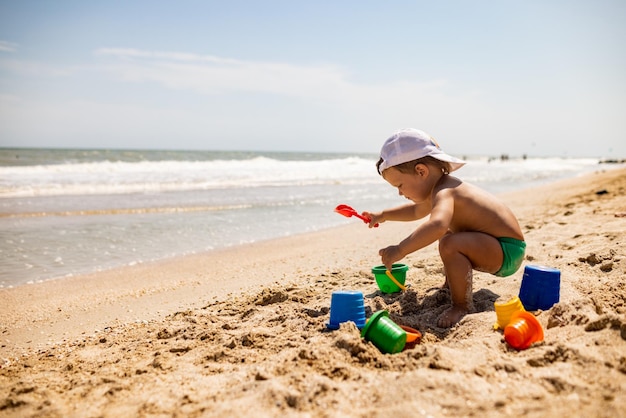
[414, 163, 429, 177]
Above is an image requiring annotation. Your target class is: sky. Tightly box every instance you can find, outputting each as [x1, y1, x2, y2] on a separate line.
[0, 1, 625, 157]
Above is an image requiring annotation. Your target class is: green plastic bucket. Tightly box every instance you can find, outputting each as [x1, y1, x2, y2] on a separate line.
[361, 310, 407, 354]
[372, 264, 408, 294]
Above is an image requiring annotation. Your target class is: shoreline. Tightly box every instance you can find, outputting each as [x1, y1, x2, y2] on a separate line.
[0, 221, 404, 358]
[1, 167, 625, 417]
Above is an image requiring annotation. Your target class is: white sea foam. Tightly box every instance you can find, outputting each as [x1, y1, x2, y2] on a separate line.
[0, 155, 604, 198]
[0, 156, 379, 197]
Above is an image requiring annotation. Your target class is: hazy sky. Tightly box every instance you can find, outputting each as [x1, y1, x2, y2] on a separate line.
[1, 1, 624, 157]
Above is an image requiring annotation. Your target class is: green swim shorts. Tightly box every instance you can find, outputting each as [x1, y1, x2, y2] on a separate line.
[494, 237, 526, 277]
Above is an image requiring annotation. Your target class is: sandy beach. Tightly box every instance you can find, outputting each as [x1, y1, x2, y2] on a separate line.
[1, 167, 625, 417]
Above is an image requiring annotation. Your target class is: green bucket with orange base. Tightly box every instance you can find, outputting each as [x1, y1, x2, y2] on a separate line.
[361, 310, 407, 354]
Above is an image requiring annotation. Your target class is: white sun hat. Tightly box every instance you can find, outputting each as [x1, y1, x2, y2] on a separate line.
[377, 128, 466, 174]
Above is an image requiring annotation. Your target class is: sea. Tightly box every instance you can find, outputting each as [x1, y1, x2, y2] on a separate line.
[0, 148, 619, 288]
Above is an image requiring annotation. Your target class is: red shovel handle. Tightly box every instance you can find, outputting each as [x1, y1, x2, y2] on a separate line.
[354, 212, 373, 223]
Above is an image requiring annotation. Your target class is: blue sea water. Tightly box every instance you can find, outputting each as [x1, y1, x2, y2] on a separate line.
[0, 148, 615, 288]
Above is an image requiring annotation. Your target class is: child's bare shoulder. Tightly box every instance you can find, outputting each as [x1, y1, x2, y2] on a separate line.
[435, 175, 464, 195]
[438, 175, 463, 188]
[439, 177, 499, 206]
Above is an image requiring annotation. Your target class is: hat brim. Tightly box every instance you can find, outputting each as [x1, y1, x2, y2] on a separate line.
[430, 152, 466, 173]
[378, 151, 465, 174]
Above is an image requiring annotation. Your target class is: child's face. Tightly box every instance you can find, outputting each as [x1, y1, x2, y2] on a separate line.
[382, 165, 430, 203]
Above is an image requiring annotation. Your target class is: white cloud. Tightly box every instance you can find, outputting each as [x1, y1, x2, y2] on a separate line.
[93, 48, 468, 107]
[94, 48, 241, 65]
[0, 41, 18, 52]
[91, 47, 486, 124]
[94, 47, 354, 101]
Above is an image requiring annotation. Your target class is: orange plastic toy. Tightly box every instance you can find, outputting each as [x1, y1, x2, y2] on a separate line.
[504, 311, 544, 350]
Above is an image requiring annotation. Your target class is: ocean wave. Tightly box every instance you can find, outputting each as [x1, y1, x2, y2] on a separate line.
[0, 155, 606, 198]
[0, 156, 380, 197]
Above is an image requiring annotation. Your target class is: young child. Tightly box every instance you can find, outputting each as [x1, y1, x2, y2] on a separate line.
[364, 128, 525, 328]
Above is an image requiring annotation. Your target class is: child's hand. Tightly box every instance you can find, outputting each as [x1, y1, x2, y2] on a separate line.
[362, 211, 383, 229]
[379, 245, 403, 270]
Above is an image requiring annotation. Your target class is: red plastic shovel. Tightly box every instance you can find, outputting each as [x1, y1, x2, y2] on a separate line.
[334, 204, 379, 227]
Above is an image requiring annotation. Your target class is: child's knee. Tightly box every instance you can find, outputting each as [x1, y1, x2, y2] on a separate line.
[438, 233, 456, 258]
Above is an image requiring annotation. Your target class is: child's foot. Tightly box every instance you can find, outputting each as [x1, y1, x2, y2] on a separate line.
[437, 305, 468, 328]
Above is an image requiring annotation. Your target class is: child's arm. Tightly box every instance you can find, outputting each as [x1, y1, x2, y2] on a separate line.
[363, 203, 429, 228]
[379, 190, 454, 269]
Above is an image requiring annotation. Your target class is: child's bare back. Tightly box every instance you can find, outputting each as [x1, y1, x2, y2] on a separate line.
[433, 176, 523, 241]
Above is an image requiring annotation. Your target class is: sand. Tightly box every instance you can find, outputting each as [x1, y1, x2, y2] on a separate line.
[1, 167, 625, 418]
